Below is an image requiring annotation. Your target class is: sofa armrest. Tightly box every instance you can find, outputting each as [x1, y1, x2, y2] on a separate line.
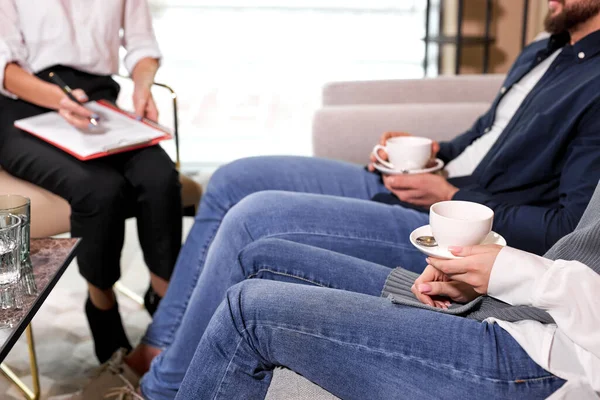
[322, 75, 505, 106]
[311, 102, 490, 164]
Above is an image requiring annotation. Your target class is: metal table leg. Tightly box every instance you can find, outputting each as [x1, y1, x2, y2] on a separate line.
[0, 324, 40, 400]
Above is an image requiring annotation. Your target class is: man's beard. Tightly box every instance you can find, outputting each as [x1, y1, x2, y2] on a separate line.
[544, 0, 600, 34]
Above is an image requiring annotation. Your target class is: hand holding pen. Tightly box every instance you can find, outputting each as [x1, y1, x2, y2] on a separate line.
[49, 72, 101, 130]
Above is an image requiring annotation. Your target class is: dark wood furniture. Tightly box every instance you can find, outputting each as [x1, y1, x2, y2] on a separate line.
[424, 0, 530, 75]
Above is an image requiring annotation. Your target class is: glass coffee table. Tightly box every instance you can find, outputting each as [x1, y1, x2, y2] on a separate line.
[0, 238, 79, 400]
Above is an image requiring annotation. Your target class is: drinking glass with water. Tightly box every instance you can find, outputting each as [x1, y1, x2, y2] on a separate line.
[0, 195, 36, 296]
[0, 214, 22, 315]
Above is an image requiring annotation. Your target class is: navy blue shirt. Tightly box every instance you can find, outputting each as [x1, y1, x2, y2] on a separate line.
[438, 31, 600, 255]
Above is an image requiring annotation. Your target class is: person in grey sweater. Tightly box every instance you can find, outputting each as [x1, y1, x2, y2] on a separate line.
[171, 182, 600, 399]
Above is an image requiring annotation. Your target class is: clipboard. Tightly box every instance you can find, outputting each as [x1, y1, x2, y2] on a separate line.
[14, 100, 173, 161]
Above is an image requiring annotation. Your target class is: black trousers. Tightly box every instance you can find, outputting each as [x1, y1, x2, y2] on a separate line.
[0, 66, 182, 289]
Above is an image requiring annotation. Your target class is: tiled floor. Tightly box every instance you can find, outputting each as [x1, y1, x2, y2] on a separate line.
[0, 217, 194, 399]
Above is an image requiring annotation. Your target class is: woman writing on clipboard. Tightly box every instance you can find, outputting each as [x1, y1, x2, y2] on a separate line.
[0, 1, 182, 363]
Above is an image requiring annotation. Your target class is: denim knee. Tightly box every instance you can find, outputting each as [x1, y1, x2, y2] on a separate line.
[237, 238, 295, 278]
[201, 157, 288, 214]
[204, 158, 263, 198]
[217, 191, 284, 237]
[224, 280, 273, 327]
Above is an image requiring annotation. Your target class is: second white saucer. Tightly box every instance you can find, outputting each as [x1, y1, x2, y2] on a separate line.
[409, 225, 507, 260]
[373, 158, 444, 175]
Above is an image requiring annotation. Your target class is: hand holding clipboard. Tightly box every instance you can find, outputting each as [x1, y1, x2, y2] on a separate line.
[14, 100, 172, 161]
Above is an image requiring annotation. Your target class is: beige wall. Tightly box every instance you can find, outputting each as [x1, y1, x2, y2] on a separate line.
[441, 0, 548, 75]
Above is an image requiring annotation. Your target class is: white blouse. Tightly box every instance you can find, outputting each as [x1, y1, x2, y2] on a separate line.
[488, 248, 600, 399]
[0, 0, 161, 98]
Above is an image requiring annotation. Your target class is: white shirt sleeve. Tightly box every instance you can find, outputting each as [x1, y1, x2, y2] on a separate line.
[0, 0, 32, 98]
[121, 0, 162, 75]
[488, 247, 600, 359]
[546, 380, 599, 400]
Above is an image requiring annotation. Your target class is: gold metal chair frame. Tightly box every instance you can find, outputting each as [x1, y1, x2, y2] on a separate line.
[1, 326, 39, 400]
[1, 79, 180, 399]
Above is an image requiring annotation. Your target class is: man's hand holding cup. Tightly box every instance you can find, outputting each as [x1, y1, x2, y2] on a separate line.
[368, 131, 457, 208]
[368, 132, 440, 172]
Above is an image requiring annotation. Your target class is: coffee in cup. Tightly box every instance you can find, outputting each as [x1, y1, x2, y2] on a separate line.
[372, 136, 432, 171]
[429, 201, 493, 249]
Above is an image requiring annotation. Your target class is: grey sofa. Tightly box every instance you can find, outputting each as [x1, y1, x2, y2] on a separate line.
[265, 74, 505, 400]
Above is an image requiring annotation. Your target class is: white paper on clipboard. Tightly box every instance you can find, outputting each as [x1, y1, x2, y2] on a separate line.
[14, 101, 171, 160]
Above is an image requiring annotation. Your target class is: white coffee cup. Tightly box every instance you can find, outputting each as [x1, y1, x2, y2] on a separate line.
[429, 201, 494, 249]
[372, 136, 432, 171]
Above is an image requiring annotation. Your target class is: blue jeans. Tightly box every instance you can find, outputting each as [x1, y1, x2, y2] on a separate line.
[140, 156, 430, 398]
[174, 248, 564, 399]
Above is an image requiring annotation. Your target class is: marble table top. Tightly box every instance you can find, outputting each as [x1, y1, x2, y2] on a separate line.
[0, 238, 79, 362]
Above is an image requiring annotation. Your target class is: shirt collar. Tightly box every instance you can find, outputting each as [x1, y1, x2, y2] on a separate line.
[548, 29, 600, 61]
[547, 31, 570, 52]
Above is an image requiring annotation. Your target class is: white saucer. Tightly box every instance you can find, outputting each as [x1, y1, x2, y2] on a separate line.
[409, 225, 507, 260]
[373, 158, 444, 175]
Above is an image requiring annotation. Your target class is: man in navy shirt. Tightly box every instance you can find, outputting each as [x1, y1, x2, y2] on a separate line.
[73, 1, 600, 397]
[364, 0, 600, 256]
[370, 25, 600, 255]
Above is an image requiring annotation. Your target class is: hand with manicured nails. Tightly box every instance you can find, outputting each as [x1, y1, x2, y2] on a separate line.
[133, 85, 158, 122]
[414, 244, 504, 308]
[411, 265, 478, 309]
[57, 89, 97, 129]
[367, 131, 440, 172]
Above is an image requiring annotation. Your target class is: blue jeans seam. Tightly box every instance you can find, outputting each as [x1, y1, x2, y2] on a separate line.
[213, 336, 246, 400]
[241, 324, 557, 385]
[246, 268, 329, 288]
[261, 231, 418, 251]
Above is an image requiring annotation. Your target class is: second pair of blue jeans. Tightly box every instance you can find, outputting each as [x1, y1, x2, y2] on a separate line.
[140, 156, 431, 399]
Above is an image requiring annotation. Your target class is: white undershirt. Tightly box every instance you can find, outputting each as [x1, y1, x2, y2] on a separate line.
[445, 49, 562, 178]
[0, 0, 161, 98]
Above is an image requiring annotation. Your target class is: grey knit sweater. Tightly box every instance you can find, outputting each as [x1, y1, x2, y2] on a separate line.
[382, 182, 600, 323]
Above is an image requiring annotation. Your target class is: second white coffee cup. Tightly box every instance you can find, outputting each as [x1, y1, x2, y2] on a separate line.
[372, 136, 432, 171]
[429, 201, 494, 249]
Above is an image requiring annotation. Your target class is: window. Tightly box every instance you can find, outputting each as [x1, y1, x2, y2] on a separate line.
[145, 1, 429, 170]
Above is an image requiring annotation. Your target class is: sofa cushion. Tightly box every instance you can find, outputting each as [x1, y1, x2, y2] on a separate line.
[312, 102, 491, 165]
[265, 368, 340, 400]
[322, 75, 504, 106]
